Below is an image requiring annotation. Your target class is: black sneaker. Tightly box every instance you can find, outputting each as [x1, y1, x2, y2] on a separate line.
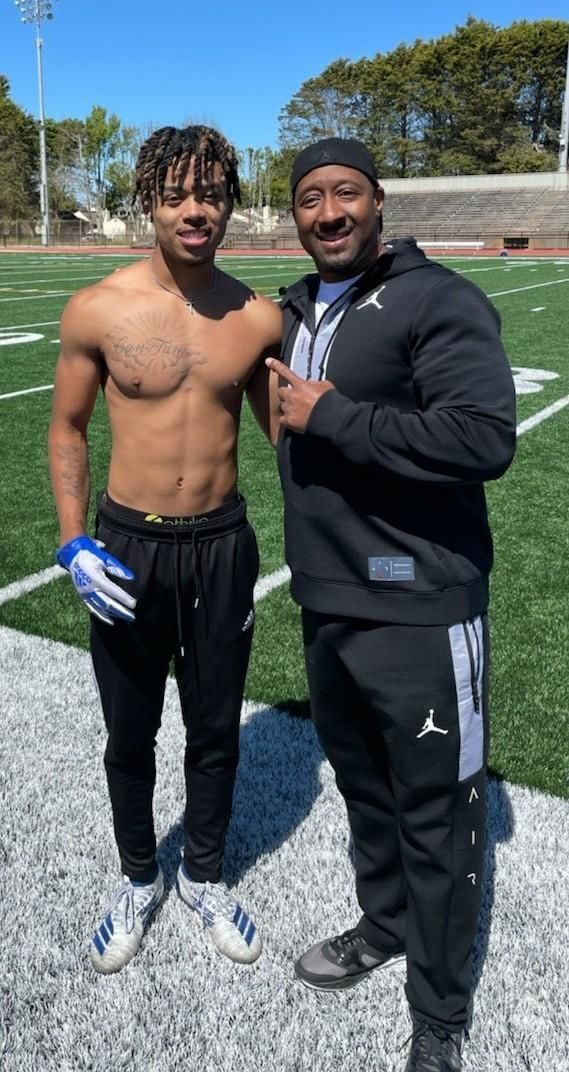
[404, 1012, 464, 1071]
[294, 926, 405, 991]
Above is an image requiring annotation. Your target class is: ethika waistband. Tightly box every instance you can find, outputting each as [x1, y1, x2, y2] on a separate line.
[96, 490, 247, 542]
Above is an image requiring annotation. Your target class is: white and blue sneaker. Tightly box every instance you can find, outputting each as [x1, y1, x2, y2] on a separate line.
[89, 866, 164, 974]
[177, 863, 261, 964]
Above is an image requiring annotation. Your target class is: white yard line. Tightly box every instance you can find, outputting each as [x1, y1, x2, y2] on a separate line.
[489, 278, 569, 298]
[0, 560, 290, 611]
[0, 290, 72, 303]
[458, 264, 541, 274]
[0, 266, 301, 287]
[0, 565, 63, 607]
[516, 394, 569, 435]
[0, 384, 53, 400]
[253, 565, 291, 603]
[0, 395, 565, 610]
[0, 320, 59, 331]
[0, 273, 112, 287]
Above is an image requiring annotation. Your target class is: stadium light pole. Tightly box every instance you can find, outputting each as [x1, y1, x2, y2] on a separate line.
[559, 41, 569, 175]
[13, 0, 59, 246]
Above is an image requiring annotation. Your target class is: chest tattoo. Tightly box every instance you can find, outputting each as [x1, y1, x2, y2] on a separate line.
[105, 310, 206, 372]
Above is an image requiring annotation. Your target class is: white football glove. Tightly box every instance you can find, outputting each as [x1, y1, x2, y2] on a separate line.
[56, 535, 136, 626]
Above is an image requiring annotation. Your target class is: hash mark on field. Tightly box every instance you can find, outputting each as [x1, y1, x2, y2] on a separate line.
[531, 307, 546, 312]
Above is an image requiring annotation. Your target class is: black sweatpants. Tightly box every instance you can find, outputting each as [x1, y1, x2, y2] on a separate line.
[90, 493, 259, 885]
[302, 609, 489, 1031]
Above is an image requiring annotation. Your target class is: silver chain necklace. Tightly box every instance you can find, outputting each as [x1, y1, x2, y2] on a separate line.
[150, 266, 218, 314]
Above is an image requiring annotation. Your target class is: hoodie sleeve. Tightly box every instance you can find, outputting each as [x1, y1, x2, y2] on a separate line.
[305, 275, 516, 484]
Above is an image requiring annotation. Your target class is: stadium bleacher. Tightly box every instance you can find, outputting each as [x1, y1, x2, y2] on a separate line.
[224, 186, 569, 250]
[382, 188, 568, 238]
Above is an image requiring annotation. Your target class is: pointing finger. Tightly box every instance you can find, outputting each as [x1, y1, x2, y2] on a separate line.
[265, 358, 301, 385]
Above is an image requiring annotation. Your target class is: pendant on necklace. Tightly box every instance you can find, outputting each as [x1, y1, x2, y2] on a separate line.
[185, 300, 194, 315]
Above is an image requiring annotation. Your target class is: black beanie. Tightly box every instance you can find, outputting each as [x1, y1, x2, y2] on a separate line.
[291, 137, 378, 194]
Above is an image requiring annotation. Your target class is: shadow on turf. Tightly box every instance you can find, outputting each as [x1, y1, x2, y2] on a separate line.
[156, 703, 324, 892]
[275, 697, 311, 719]
[154, 716, 514, 1020]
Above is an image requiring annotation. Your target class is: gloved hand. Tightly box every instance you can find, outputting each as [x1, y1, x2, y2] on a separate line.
[56, 535, 136, 626]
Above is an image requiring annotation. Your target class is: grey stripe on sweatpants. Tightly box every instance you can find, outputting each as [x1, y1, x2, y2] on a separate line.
[448, 615, 485, 781]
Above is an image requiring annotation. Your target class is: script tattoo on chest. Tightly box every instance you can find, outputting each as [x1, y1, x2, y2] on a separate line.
[105, 310, 206, 372]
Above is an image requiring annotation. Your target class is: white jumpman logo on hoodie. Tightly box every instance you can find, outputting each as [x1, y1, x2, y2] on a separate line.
[356, 285, 386, 311]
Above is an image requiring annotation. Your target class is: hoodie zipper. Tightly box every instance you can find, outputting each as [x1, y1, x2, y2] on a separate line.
[305, 285, 361, 381]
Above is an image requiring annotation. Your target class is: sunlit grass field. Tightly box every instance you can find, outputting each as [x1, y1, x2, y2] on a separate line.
[0, 249, 567, 798]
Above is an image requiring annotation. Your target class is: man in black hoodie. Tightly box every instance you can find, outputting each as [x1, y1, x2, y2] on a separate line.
[266, 138, 516, 1072]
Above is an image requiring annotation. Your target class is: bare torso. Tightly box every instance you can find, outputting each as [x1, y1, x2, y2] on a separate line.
[83, 260, 279, 515]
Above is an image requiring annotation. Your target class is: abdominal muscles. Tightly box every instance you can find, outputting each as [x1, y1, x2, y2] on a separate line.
[105, 378, 242, 516]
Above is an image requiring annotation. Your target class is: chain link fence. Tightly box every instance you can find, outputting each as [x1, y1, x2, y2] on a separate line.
[2, 219, 568, 250]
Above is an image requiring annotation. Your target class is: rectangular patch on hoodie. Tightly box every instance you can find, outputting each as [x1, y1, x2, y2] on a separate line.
[368, 557, 415, 581]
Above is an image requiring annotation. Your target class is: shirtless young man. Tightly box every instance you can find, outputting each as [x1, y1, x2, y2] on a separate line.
[48, 125, 281, 974]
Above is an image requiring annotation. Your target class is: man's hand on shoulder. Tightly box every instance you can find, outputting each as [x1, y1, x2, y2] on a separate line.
[265, 358, 334, 435]
[56, 535, 136, 626]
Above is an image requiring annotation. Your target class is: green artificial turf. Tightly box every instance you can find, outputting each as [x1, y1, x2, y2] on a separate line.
[0, 252, 567, 797]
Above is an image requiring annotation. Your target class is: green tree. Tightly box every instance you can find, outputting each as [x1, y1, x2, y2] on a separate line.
[503, 20, 569, 151]
[359, 45, 424, 176]
[0, 75, 38, 219]
[277, 18, 569, 177]
[268, 147, 297, 209]
[45, 117, 85, 215]
[104, 126, 142, 220]
[413, 20, 520, 174]
[278, 59, 360, 147]
[83, 105, 121, 230]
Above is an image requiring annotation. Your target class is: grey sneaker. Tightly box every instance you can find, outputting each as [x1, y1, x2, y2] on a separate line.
[295, 926, 405, 991]
[89, 866, 164, 974]
[177, 863, 261, 964]
[404, 1012, 464, 1071]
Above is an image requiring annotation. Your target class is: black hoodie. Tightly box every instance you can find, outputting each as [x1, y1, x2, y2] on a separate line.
[277, 238, 516, 626]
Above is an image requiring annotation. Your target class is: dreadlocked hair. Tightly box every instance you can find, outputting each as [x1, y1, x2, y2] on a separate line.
[134, 125, 241, 211]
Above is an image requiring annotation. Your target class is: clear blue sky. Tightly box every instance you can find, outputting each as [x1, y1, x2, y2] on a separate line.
[2, 0, 568, 151]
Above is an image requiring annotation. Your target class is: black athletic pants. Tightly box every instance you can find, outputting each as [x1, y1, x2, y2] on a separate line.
[90, 493, 259, 885]
[302, 609, 489, 1031]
